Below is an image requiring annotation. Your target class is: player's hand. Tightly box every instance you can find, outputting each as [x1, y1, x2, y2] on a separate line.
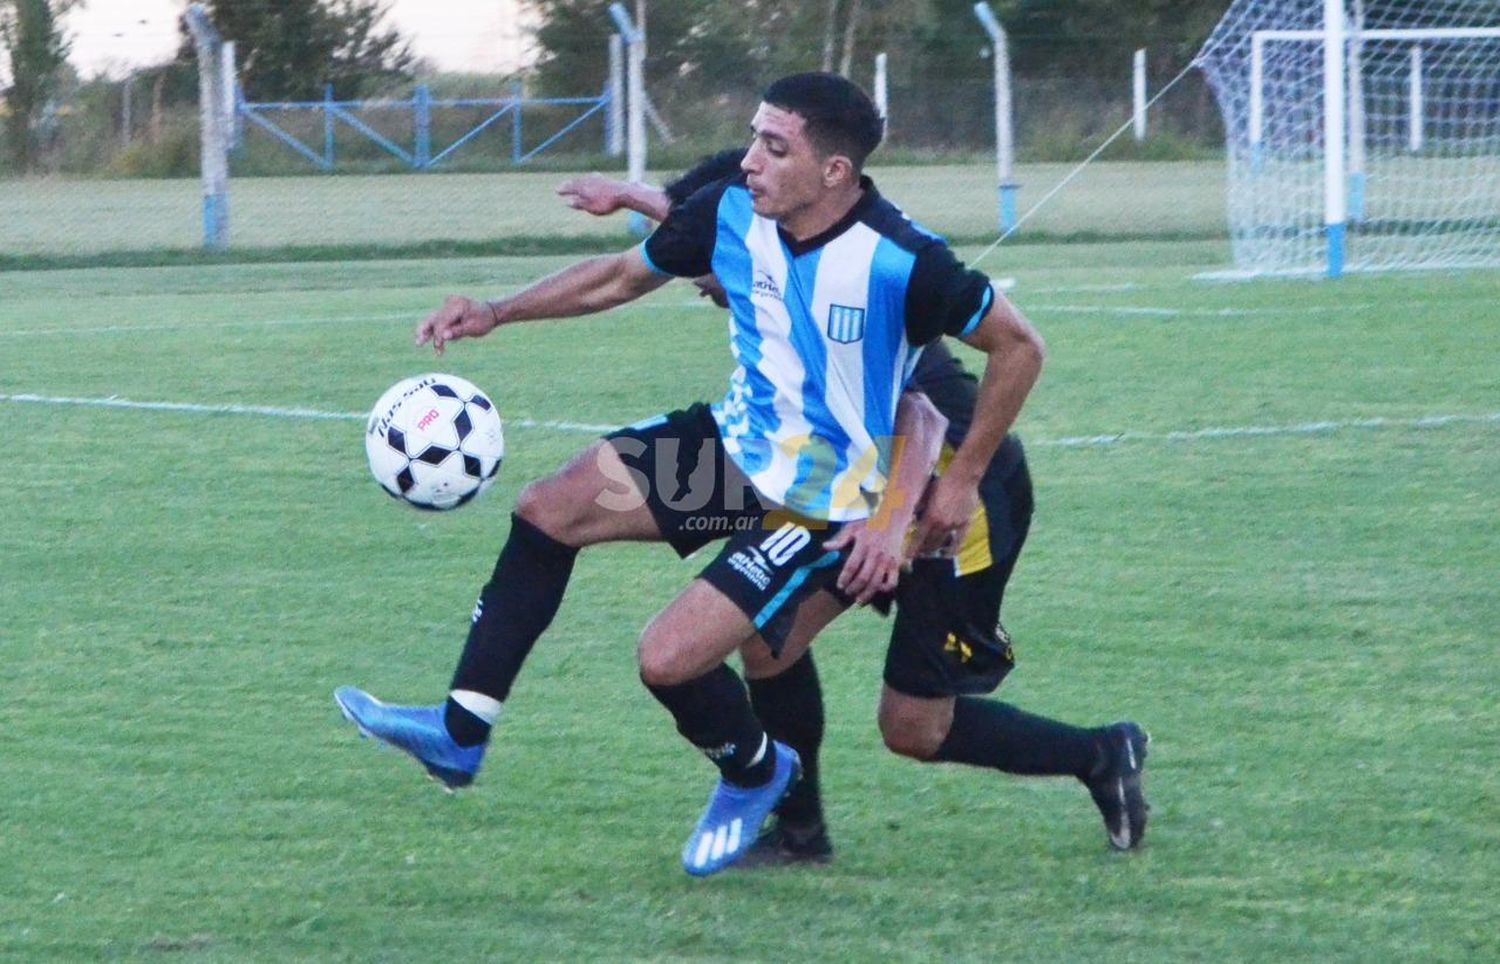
[557, 173, 627, 216]
[692, 275, 729, 309]
[415, 295, 498, 355]
[911, 473, 978, 557]
[825, 518, 903, 605]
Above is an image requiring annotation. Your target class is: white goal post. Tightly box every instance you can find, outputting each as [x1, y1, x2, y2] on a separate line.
[1198, 0, 1500, 278]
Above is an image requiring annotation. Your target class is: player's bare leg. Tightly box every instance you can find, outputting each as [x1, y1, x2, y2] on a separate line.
[514, 439, 665, 548]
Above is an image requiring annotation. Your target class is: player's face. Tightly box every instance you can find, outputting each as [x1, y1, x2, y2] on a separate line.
[741, 103, 827, 222]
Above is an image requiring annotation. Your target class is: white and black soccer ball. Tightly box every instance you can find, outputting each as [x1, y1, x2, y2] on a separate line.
[365, 374, 504, 511]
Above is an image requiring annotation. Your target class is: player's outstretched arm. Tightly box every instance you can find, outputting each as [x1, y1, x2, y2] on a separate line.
[912, 291, 1044, 556]
[557, 173, 672, 221]
[415, 248, 670, 354]
[828, 390, 948, 604]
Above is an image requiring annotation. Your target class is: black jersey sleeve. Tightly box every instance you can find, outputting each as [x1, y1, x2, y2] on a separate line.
[641, 177, 731, 278]
[907, 342, 1027, 484]
[904, 241, 995, 345]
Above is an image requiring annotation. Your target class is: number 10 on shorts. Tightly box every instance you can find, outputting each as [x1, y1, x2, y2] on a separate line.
[761, 523, 811, 567]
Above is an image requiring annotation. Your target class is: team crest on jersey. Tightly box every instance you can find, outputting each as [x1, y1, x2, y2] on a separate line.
[827, 304, 866, 343]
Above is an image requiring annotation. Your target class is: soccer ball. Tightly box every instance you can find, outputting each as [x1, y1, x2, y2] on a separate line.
[365, 373, 505, 511]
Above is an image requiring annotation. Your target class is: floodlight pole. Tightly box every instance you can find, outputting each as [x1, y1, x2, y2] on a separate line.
[607, 34, 624, 156]
[1133, 49, 1148, 141]
[973, 2, 1018, 234]
[185, 3, 230, 251]
[608, 3, 648, 236]
[121, 74, 134, 146]
[222, 40, 241, 151]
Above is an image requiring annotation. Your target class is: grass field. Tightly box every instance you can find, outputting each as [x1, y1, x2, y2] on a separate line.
[0, 160, 1227, 257]
[2, 233, 1498, 961]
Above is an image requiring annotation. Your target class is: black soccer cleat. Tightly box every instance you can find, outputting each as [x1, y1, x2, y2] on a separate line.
[1084, 721, 1151, 850]
[733, 819, 835, 868]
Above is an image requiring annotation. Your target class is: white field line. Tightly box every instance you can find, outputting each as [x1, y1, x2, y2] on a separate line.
[0, 300, 726, 336]
[1027, 283, 1145, 294]
[0, 311, 415, 337]
[1034, 412, 1500, 448]
[0, 393, 617, 434]
[1026, 302, 1377, 318]
[2, 391, 1495, 449]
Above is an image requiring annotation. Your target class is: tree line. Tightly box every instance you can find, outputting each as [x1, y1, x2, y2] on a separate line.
[530, 1, 1232, 155]
[530, 0, 1232, 96]
[2, 0, 1233, 174]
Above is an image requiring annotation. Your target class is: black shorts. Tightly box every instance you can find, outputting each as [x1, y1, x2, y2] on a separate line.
[883, 460, 1033, 698]
[606, 404, 848, 655]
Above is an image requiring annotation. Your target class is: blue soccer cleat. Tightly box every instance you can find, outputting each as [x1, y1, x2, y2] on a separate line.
[333, 686, 484, 791]
[682, 740, 801, 877]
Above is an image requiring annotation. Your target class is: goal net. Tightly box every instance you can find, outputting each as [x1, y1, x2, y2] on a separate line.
[1197, 0, 1500, 276]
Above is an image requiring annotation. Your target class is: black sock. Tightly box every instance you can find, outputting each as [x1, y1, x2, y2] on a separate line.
[445, 513, 578, 743]
[933, 698, 1102, 779]
[748, 652, 824, 827]
[646, 665, 776, 788]
[443, 700, 492, 747]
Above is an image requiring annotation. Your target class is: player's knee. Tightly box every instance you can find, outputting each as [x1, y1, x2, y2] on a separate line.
[514, 465, 593, 544]
[878, 701, 946, 761]
[880, 721, 943, 761]
[636, 627, 681, 688]
[512, 477, 549, 525]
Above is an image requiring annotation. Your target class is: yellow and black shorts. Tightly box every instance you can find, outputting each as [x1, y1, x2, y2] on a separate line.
[882, 458, 1033, 698]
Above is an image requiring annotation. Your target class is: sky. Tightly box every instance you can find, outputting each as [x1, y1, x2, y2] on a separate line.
[55, 0, 537, 81]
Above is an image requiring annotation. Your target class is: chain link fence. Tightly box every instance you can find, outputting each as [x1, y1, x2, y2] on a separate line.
[1, 35, 1228, 260]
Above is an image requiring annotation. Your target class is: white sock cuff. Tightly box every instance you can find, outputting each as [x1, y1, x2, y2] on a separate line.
[449, 689, 502, 725]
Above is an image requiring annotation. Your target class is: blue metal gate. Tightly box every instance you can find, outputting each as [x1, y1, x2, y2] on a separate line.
[237, 82, 614, 170]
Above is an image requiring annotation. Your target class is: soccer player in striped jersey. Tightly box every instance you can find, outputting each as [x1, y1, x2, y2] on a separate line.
[335, 73, 1047, 875]
[561, 161, 1151, 860]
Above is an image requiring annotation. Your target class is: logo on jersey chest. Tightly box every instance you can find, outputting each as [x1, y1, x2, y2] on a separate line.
[827, 304, 866, 343]
[751, 269, 783, 303]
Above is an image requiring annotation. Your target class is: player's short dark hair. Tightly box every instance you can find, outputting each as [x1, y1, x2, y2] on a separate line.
[665, 148, 748, 208]
[762, 72, 884, 170]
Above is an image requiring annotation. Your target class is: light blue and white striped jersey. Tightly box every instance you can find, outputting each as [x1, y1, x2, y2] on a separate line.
[643, 175, 993, 521]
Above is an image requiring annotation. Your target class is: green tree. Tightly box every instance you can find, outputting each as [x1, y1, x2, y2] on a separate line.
[1008, 0, 1231, 81]
[185, 0, 415, 101]
[0, 0, 76, 172]
[526, 0, 1232, 94]
[521, 0, 1233, 152]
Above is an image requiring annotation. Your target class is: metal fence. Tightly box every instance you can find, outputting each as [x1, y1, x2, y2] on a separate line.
[0, 54, 1226, 259]
[239, 84, 613, 171]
